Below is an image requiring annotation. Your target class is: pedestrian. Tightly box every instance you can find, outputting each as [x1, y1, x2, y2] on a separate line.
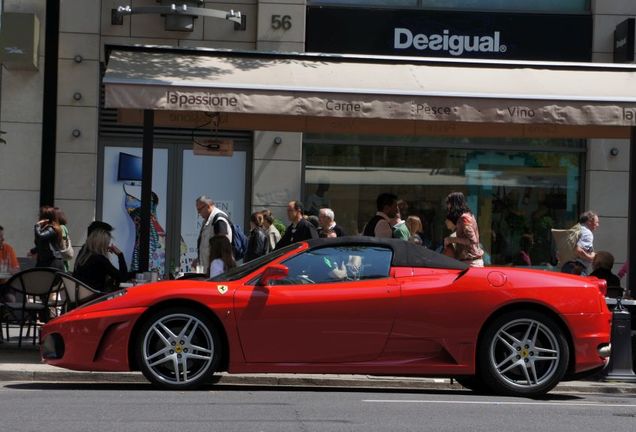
[276, 201, 319, 249]
[391, 211, 410, 240]
[590, 251, 622, 297]
[405, 215, 424, 245]
[512, 234, 533, 267]
[195, 196, 233, 272]
[318, 208, 346, 238]
[362, 193, 398, 238]
[73, 227, 128, 293]
[0, 224, 20, 275]
[444, 192, 484, 267]
[576, 210, 599, 273]
[561, 210, 599, 275]
[245, 212, 268, 262]
[0, 225, 20, 303]
[262, 213, 281, 251]
[209, 236, 236, 278]
[74, 221, 114, 272]
[32, 206, 65, 270]
[307, 215, 321, 233]
[54, 207, 74, 272]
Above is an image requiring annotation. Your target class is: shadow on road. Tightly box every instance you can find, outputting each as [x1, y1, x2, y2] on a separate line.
[3, 381, 583, 401]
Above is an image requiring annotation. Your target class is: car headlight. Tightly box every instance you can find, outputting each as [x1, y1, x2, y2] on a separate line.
[105, 289, 128, 301]
[80, 289, 128, 308]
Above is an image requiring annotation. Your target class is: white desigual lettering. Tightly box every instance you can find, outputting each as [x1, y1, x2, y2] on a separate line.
[394, 28, 504, 56]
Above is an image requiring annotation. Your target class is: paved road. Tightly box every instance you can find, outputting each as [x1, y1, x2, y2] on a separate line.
[1, 381, 636, 432]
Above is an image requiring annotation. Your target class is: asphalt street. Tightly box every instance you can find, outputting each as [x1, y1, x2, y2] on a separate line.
[1, 381, 635, 432]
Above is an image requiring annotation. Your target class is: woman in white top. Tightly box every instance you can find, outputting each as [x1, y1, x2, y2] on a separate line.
[208, 236, 236, 278]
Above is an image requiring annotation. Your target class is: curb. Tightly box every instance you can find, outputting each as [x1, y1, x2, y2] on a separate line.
[2, 369, 636, 394]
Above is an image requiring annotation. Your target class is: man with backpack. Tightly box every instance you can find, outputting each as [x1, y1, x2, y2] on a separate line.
[195, 196, 248, 271]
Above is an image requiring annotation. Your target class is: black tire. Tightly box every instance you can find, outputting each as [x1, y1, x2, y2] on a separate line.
[477, 310, 569, 397]
[135, 307, 221, 390]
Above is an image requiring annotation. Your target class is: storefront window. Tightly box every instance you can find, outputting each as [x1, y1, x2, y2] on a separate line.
[308, 0, 590, 13]
[303, 136, 584, 267]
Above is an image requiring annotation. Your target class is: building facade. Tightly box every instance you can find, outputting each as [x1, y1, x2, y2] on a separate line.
[0, 0, 633, 275]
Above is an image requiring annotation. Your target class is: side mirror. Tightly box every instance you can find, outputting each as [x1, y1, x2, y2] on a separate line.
[258, 264, 289, 286]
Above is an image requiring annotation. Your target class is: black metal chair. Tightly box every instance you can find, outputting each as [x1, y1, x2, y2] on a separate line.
[56, 273, 105, 311]
[0, 267, 61, 346]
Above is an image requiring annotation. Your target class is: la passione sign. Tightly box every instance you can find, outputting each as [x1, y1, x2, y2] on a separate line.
[306, 6, 592, 62]
[107, 85, 636, 128]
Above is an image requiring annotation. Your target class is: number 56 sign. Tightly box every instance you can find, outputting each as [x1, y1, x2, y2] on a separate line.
[271, 14, 292, 30]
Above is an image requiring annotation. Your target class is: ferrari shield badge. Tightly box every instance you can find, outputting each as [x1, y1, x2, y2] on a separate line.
[217, 285, 229, 295]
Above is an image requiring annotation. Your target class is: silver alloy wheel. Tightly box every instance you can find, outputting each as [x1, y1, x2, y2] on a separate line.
[488, 318, 560, 389]
[142, 313, 214, 385]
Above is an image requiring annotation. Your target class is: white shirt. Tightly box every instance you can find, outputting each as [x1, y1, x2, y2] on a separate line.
[577, 224, 594, 269]
[209, 258, 225, 278]
[374, 212, 393, 238]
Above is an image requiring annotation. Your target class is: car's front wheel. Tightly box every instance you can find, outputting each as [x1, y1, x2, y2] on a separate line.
[478, 310, 569, 397]
[135, 307, 220, 390]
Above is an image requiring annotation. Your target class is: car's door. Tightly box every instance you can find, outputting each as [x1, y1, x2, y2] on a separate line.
[234, 245, 399, 363]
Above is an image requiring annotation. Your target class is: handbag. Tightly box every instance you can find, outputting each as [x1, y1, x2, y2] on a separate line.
[50, 230, 74, 260]
[59, 233, 74, 260]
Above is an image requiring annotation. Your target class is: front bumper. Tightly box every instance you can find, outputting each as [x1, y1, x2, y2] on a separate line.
[40, 307, 146, 372]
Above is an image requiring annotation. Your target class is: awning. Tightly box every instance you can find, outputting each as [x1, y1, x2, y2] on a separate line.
[104, 47, 636, 128]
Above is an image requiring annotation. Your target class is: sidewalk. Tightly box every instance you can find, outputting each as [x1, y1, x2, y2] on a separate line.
[2, 342, 636, 394]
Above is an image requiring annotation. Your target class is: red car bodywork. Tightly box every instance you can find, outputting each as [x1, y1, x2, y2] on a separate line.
[41, 241, 611, 380]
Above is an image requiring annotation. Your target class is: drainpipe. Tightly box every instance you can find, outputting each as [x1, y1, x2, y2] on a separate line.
[630, 127, 636, 298]
[40, 0, 59, 207]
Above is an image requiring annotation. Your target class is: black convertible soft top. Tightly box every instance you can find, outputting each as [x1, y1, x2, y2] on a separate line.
[305, 236, 468, 270]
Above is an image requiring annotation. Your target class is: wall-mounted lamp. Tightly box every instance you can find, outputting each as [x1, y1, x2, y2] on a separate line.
[112, 2, 243, 32]
[610, 147, 619, 157]
[72, 129, 81, 138]
[73, 92, 82, 101]
[73, 54, 83, 63]
[273, 136, 283, 145]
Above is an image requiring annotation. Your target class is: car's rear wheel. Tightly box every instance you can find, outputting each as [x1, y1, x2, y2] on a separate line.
[478, 310, 569, 397]
[135, 307, 220, 390]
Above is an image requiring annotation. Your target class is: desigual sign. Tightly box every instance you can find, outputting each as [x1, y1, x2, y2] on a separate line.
[306, 6, 592, 61]
[394, 29, 505, 56]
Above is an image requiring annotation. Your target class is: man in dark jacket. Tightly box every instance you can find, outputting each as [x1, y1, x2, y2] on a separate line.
[363, 193, 398, 238]
[276, 201, 318, 249]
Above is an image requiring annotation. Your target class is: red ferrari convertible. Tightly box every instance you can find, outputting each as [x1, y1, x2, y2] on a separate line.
[41, 237, 611, 397]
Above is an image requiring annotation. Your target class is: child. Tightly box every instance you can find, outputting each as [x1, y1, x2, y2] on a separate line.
[208, 236, 236, 278]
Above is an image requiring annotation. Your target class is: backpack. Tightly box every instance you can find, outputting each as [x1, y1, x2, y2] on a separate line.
[551, 223, 582, 268]
[212, 212, 248, 261]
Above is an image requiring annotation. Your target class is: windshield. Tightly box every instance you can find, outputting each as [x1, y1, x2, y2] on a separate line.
[209, 243, 303, 282]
